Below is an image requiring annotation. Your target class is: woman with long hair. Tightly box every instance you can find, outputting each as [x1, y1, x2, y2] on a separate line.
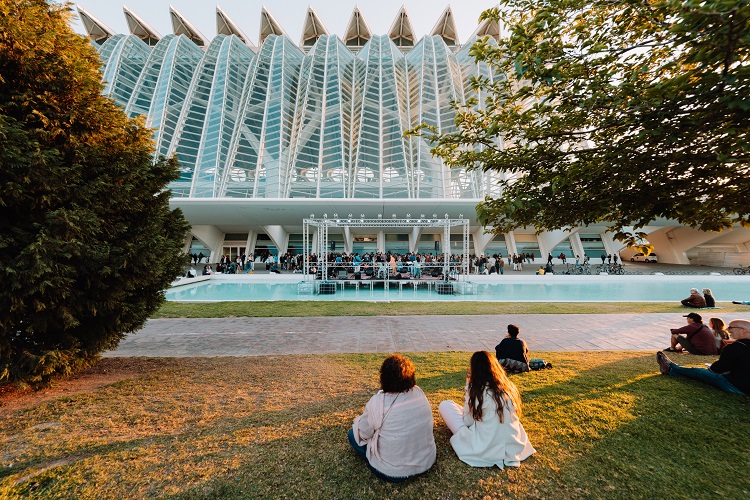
[710, 317, 731, 350]
[349, 354, 436, 482]
[439, 351, 535, 468]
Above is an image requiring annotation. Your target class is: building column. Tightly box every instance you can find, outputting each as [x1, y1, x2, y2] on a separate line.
[504, 232, 517, 257]
[409, 226, 423, 253]
[188, 225, 224, 263]
[569, 231, 586, 259]
[343, 225, 353, 254]
[537, 229, 571, 260]
[377, 230, 385, 253]
[472, 229, 496, 256]
[262, 225, 290, 255]
[245, 231, 258, 259]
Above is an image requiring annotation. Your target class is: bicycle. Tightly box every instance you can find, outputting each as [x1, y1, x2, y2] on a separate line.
[734, 265, 750, 275]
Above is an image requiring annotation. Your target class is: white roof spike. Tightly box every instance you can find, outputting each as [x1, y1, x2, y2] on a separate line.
[259, 5, 287, 46]
[344, 5, 372, 48]
[169, 5, 208, 47]
[387, 6, 415, 48]
[430, 6, 459, 46]
[123, 5, 161, 46]
[76, 5, 116, 45]
[217, 5, 256, 50]
[300, 5, 330, 48]
[470, 8, 501, 42]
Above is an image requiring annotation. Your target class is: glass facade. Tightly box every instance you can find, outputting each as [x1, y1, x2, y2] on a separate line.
[97, 30, 506, 201]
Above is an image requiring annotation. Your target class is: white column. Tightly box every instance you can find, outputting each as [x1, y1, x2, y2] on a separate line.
[188, 225, 224, 263]
[472, 229, 496, 256]
[377, 230, 385, 253]
[262, 225, 290, 254]
[409, 226, 423, 253]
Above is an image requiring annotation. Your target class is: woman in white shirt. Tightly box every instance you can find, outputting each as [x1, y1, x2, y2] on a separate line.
[439, 351, 535, 468]
[349, 354, 436, 482]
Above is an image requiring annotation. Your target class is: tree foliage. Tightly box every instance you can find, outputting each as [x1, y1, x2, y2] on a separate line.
[427, 0, 750, 245]
[0, 0, 189, 385]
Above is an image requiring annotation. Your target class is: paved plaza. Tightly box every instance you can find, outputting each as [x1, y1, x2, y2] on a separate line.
[105, 312, 748, 357]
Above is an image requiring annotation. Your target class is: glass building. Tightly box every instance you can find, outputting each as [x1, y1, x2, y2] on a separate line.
[76, 5, 750, 266]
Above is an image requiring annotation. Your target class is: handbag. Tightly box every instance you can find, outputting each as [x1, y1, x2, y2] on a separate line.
[529, 359, 552, 370]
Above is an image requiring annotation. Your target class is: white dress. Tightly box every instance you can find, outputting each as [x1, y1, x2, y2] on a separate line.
[441, 388, 535, 468]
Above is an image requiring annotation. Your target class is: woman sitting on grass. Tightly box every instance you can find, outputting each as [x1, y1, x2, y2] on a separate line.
[349, 354, 436, 482]
[439, 351, 535, 468]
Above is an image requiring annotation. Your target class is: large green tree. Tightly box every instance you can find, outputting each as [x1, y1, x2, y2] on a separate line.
[427, 0, 750, 245]
[0, 0, 189, 384]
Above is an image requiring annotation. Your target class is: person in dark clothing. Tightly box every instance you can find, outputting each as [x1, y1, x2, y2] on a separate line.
[665, 312, 717, 355]
[495, 324, 530, 373]
[702, 288, 716, 308]
[657, 319, 750, 395]
[681, 288, 707, 308]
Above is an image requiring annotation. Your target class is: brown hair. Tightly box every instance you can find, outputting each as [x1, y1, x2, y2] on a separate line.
[380, 354, 416, 393]
[710, 317, 730, 340]
[467, 351, 522, 422]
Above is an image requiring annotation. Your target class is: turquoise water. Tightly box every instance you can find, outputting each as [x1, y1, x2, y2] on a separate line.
[166, 276, 750, 302]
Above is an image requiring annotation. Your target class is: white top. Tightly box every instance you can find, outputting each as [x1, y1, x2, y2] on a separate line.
[450, 387, 535, 468]
[352, 386, 436, 478]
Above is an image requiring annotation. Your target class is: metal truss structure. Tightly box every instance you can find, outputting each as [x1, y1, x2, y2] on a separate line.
[302, 217, 469, 281]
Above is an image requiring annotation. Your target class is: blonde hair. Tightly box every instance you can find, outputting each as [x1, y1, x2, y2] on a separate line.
[702, 288, 713, 295]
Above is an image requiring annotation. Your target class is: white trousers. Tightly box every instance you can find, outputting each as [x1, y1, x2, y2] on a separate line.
[439, 400, 465, 435]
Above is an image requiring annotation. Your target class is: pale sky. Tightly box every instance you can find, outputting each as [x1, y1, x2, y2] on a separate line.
[69, 1, 497, 46]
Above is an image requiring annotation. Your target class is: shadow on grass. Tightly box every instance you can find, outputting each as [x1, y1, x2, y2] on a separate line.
[2, 353, 749, 499]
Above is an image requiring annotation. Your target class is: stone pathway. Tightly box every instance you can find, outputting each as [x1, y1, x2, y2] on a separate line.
[104, 313, 748, 357]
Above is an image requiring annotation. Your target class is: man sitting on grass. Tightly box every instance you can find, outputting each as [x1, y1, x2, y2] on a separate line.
[680, 288, 706, 308]
[657, 319, 750, 395]
[495, 324, 530, 373]
[665, 312, 717, 355]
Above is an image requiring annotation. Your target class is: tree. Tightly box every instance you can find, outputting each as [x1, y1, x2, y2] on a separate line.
[426, 0, 750, 246]
[0, 0, 189, 385]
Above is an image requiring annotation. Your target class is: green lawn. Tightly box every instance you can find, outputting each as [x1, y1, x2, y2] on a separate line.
[2, 352, 748, 499]
[152, 301, 746, 318]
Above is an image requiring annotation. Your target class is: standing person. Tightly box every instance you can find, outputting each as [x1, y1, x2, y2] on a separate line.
[547, 253, 553, 265]
[681, 288, 707, 308]
[438, 351, 535, 468]
[665, 312, 718, 355]
[349, 354, 436, 482]
[498, 257, 505, 275]
[702, 288, 716, 308]
[495, 324, 530, 373]
[613, 253, 619, 264]
[656, 320, 750, 395]
[601, 253, 606, 264]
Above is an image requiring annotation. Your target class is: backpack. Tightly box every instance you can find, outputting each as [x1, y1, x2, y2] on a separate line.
[529, 359, 553, 370]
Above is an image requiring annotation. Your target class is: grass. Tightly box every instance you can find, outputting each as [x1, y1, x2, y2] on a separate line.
[152, 301, 746, 318]
[2, 352, 749, 499]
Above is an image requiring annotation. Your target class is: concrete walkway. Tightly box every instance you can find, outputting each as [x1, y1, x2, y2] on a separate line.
[104, 313, 748, 357]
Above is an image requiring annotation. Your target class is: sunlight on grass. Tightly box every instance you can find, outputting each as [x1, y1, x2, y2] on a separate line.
[1, 353, 748, 499]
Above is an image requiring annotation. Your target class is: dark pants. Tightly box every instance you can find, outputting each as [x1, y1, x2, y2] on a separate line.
[347, 429, 410, 483]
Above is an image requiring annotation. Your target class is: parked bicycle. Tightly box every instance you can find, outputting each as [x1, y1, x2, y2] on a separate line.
[734, 265, 750, 275]
[595, 263, 624, 275]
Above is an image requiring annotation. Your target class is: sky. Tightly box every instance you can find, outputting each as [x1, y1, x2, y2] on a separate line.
[69, 1, 497, 46]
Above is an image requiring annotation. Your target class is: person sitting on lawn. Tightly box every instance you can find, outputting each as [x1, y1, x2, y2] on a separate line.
[495, 324, 530, 373]
[349, 354, 436, 482]
[709, 317, 731, 351]
[657, 319, 750, 395]
[680, 288, 707, 308]
[438, 351, 535, 469]
[665, 312, 718, 355]
[702, 288, 716, 308]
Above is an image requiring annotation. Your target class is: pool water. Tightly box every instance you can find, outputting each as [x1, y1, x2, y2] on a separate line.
[166, 275, 750, 302]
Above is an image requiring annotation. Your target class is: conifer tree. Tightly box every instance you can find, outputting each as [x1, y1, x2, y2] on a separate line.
[0, 0, 189, 384]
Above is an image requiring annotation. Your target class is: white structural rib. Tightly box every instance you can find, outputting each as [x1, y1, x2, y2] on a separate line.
[259, 6, 286, 46]
[430, 6, 458, 46]
[388, 6, 415, 48]
[76, 5, 115, 45]
[343, 6, 372, 49]
[300, 5, 329, 48]
[169, 5, 209, 47]
[123, 5, 161, 46]
[217, 6, 256, 50]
